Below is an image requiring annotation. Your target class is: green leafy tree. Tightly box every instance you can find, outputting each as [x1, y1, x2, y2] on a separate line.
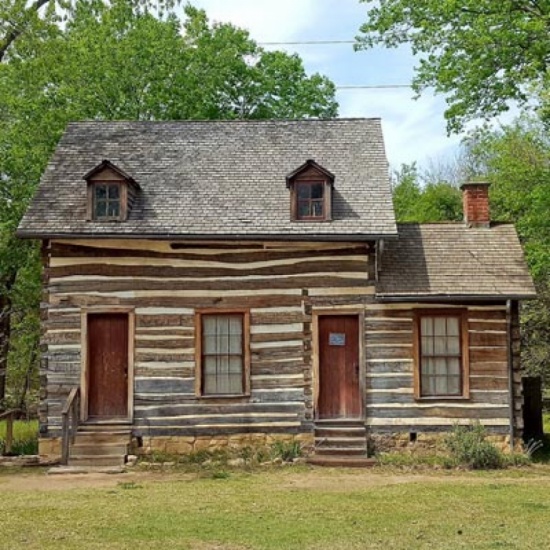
[392, 163, 463, 222]
[463, 117, 550, 383]
[0, 1, 338, 408]
[356, 1, 550, 132]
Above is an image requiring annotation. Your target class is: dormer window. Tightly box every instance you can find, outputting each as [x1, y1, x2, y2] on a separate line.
[286, 159, 334, 222]
[94, 183, 121, 220]
[84, 160, 139, 222]
[296, 181, 325, 220]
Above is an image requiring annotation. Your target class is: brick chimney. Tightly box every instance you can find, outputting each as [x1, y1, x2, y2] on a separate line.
[460, 182, 491, 228]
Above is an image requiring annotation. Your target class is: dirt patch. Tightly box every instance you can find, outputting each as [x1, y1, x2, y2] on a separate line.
[0, 469, 192, 492]
[1, 465, 550, 493]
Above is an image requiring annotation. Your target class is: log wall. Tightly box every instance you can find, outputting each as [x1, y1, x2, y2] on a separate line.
[364, 303, 512, 434]
[41, 238, 375, 438]
[39, 238, 518, 445]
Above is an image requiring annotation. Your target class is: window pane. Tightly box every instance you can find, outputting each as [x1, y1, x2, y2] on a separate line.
[421, 335, 433, 357]
[297, 184, 310, 199]
[298, 200, 310, 218]
[421, 317, 433, 336]
[447, 317, 459, 336]
[312, 200, 323, 217]
[448, 357, 461, 376]
[434, 334, 447, 355]
[434, 317, 446, 336]
[95, 185, 107, 199]
[108, 201, 120, 217]
[448, 336, 460, 355]
[311, 183, 324, 199]
[95, 200, 107, 218]
[448, 376, 461, 395]
[108, 185, 120, 199]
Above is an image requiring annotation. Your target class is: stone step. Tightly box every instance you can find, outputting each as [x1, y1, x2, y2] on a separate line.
[71, 444, 128, 456]
[69, 455, 126, 467]
[314, 427, 366, 438]
[314, 446, 367, 456]
[315, 418, 365, 428]
[74, 434, 131, 446]
[307, 455, 376, 468]
[315, 437, 367, 448]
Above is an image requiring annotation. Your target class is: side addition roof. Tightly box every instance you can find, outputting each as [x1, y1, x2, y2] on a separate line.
[377, 223, 537, 300]
[18, 118, 397, 240]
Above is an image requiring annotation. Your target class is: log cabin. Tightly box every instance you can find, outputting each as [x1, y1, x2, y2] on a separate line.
[17, 119, 536, 466]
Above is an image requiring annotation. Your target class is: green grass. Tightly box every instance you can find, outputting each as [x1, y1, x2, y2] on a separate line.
[1, 468, 550, 549]
[0, 419, 38, 455]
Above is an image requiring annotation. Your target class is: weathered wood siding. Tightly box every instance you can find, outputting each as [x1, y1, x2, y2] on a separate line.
[41, 238, 375, 437]
[39, 238, 517, 441]
[364, 304, 512, 433]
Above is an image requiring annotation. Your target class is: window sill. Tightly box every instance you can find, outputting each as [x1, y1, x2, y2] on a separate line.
[415, 395, 470, 402]
[197, 394, 250, 401]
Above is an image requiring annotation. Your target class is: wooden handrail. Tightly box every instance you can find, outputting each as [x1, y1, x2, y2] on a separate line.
[61, 387, 80, 465]
[0, 409, 22, 455]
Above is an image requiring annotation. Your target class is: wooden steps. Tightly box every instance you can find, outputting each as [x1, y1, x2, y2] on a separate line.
[308, 419, 374, 467]
[67, 424, 131, 467]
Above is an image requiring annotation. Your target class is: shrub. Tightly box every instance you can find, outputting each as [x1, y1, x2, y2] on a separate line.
[444, 423, 504, 470]
[270, 440, 302, 462]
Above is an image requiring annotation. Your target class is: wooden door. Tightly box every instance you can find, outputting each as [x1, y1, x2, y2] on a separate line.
[318, 315, 361, 419]
[87, 313, 128, 418]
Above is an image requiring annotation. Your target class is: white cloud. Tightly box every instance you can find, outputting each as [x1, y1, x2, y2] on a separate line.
[188, 0, 320, 42]
[339, 87, 462, 168]
[184, 0, 475, 170]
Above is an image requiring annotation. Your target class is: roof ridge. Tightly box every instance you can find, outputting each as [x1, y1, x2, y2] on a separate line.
[66, 117, 382, 126]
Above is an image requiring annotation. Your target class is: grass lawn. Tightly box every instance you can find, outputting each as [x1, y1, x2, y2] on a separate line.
[1, 467, 550, 549]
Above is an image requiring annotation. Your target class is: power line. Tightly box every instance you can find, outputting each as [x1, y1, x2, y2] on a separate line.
[259, 40, 356, 46]
[336, 84, 411, 90]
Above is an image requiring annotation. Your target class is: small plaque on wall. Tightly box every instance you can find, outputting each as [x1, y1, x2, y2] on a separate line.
[329, 333, 346, 346]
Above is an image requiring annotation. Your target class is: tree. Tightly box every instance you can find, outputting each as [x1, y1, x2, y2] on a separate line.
[0, 0, 181, 63]
[356, 1, 550, 132]
[0, 1, 337, 408]
[391, 163, 463, 222]
[463, 117, 550, 384]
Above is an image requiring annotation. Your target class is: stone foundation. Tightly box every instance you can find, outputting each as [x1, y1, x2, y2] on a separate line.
[135, 432, 315, 456]
[369, 432, 521, 454]
[38, 437, 62, 459]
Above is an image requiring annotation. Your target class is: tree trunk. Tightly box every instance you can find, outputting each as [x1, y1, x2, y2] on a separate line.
[0, 295, 11, 408]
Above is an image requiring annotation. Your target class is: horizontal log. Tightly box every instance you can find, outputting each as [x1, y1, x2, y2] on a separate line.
[470, 376, 508, 391]
[135, 402, 304, 416]
[366, 346, 413, 361]
[366, 361, 413, 374]
[50, 242, 367, 262]
[365, 320, 412, 331]
[135, 377, 194, 394]
[49, 259, 368, 280]
[470, 348, 508, 363]
[132, 425, 307, 437]
[136, 314, 190, 327]
[366, 332, 412, 345]
[366, 375, 413, 391]
[469, 332, 507, 347]
[366, 404, 509, 420]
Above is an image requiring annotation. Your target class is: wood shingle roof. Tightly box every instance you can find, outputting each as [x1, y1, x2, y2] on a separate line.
[377, 223, 536, 299]
[18, 118, 397, 240]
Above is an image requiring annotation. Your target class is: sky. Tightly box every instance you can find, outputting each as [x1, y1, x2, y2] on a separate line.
[188, 0, 465, 171]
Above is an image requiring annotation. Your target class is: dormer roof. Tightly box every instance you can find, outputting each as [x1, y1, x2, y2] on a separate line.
[83, 159, 140, 189]
[285, 159, 335, 187]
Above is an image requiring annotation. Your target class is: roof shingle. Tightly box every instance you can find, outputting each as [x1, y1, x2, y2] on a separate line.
[18, 118, 397, 239]
[377, 223, 536, 299]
